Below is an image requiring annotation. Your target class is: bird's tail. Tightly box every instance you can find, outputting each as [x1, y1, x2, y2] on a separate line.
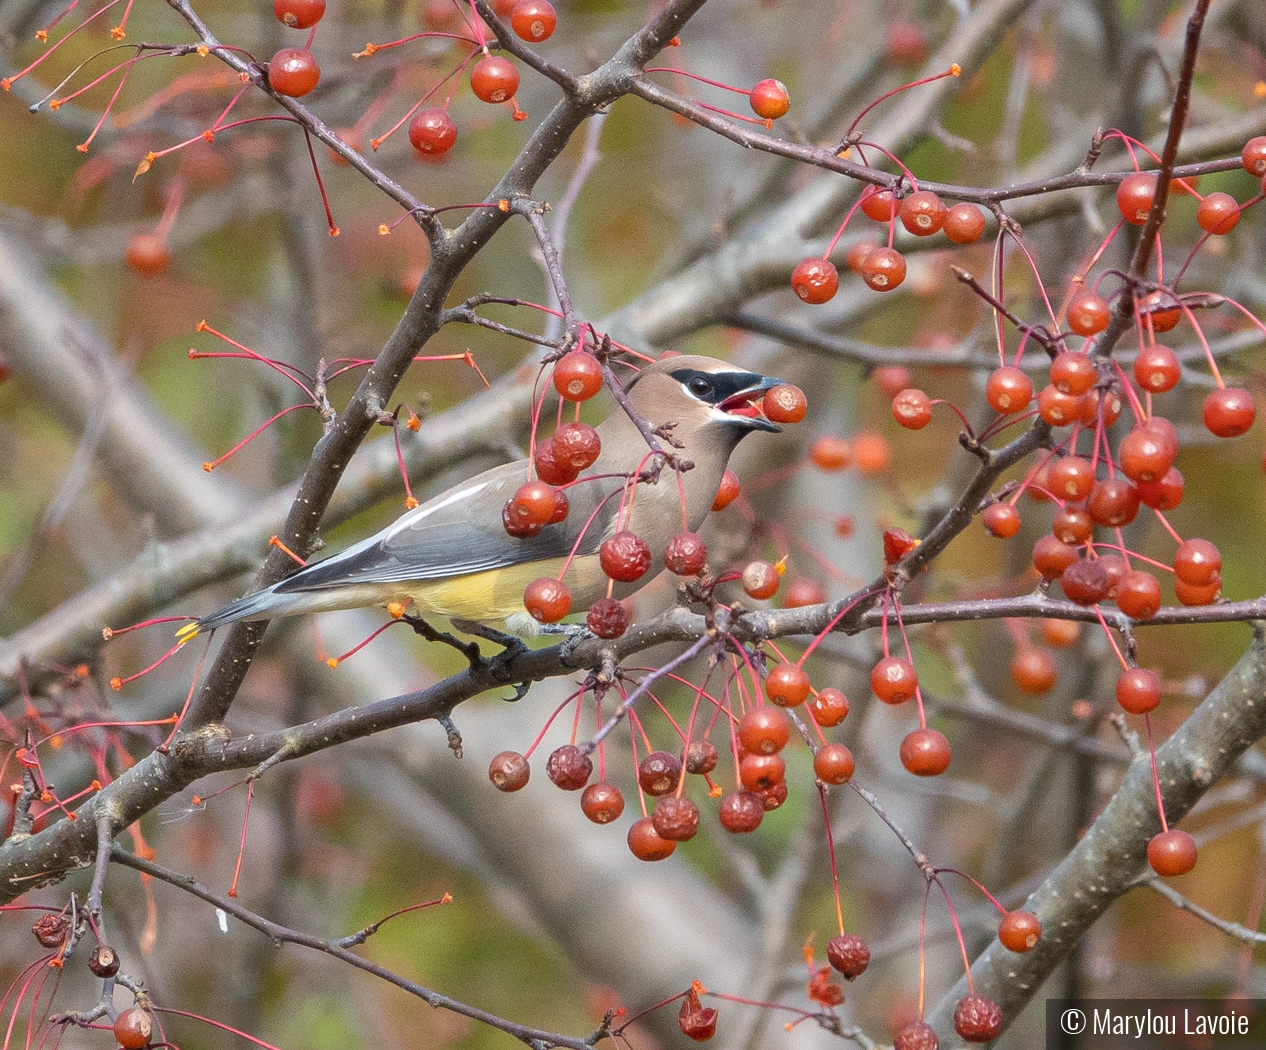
[175, 583, 298, 644]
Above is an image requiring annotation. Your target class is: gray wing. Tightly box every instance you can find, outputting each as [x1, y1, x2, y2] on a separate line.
[273, 461, 625, 594]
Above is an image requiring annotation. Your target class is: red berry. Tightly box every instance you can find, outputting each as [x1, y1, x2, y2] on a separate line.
[985, 366, 1033, 414]
[1203, 387, 1256, 437]
[125, 232, 170, 278]
[943, 202, 986, 243]
[756, 782, 788, 811]
[718, 791, 765, 832]
[1242, 135, 1266, 176]
[273, 0, 325, 27]
[269, 47, 320, 96]
[1059, 558, 1111, 605]
[893, 1021, 939, 1050]
[488, 750, 530, 791]
[510, 0, 556, 41]
[712, 470, 740, 511]
[1116, 666, 1161, 714]
[506, 479, 557, 528]
[1041, 618, 1080, 648]
[553, 350, 603, 401]
[998, 909, 1041, 952]
[860, 187, 897, 222]
[892, 388, 933, 429]
[1116, 171, 1157, 225]
[408, 107, 458, 155]
[871, 656, 918, 704]
[1175, 577, 1220, 606]
[783, 578, 826, 607]
[813, 742, 855, 784]
[853, 431, 892, 473]
[873, 365, 912, 398]
[763, 384, 808, 423]
[826, 933, 870, 979]
[1133, 344, 1180, 393]
[553, 421, 601, 471]
[742, 560, 780, 600]
[546, 744, 592, 790]
[809, 687, 849, 727]
[1138, 290, 1181, 332]
[1052, 506, 1092, 545]
[638, 751, 682, 796]
[954, 994, 1002, 1042]
[652, 795, 700, 841]
[1036, 384, 1084, 427]
[737, 705, 790, 754]
[32, 914, 67, 948]
[765, 663, 811, 707]
[790, 257, 839, 304]
[861, 246, 906, 291]
[900, 728, 951, 776]
[1087, 477, 1139, 528]
[749, 77, 790, 119]
[846, 238, 877, 273]
[1173, 538, 1220, 586]
[899, 190, 947, 236]
[1148, 828, 1197, 877]
[1049, 351, 1097, 396]
[1197, 191, 1240, 234]
[470, 55, 519, 103]
[1031, 535, 1079, 579]
[523, 577, 571, 622]
[579, 782, 624, 824]
[738, 752, 785, 792]
[1067, 291, 1110, 336]
[114, 1009, 153, 1050]
[534, 441, 576, 485]
[664, 531, 707, 575]
[627, 817, 676, 861]
[1118, 424, 1176, 483]
[1048, 455, 1096, 500]
[982, 503, 1021, 538]
[1116, 570, 1161, 620]
[686, 739, 718, 775]
[600, 530, 652, 582]
[884, 20, 927, 66]
[1011, 648, 1057, 695]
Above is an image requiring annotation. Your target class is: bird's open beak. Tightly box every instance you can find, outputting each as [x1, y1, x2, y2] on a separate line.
[717, 375, 784, 432]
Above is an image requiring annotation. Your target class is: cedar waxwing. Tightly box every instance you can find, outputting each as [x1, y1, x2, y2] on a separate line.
[176, 356, 782, 640]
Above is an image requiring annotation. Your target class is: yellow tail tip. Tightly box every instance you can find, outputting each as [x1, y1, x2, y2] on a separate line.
[175, 622, 201, 643]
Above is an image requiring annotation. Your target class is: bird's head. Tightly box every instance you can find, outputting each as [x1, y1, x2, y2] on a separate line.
[623, 355, 784, 437]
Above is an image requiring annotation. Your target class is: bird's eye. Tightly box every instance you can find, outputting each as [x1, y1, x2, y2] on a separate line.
[688, 376, 714, 398]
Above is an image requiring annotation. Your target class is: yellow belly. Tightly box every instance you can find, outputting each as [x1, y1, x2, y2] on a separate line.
[406, 555, 605, 625]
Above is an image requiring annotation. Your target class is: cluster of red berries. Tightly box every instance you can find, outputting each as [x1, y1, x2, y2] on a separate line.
[791, 188, 986, 305]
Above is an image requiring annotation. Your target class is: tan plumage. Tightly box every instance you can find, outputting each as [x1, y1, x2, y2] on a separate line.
[177, 355, 781, 639]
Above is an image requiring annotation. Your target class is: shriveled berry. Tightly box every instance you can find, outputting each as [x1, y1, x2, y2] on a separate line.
[534, 440, 577, 486]
[639, 751, 682, 796]
[546, 744, 592, 790]
[809, 687, 849, 727]
[943, 202, 986, 243]
[765, 663, 811, 707]
[470, 55, 519, 102]
[985, 366, 1033, 414]
[738, 705, 790, 754]
[1032, 535, 1079, 579]
[523, 577, 571, 622]
[32, 914, 67, 948]
[1060, 558, 1111, 605]
[900, 728, 951, 776]
[553, 422, 601, 471]
[742, 560, 780, 600]
[712, 470, 740, 511]
[718, 791, 764, 833]
[791, 257, 839, 304]
[580, 782, 624, 824]
[826, 933, 870, 980]
[1011, 648, 1057, 695]
[510, 0, 556, 41]
[749, 77, 790, 119]
[954, 994, 1002, 1043]
[1117, 570, 1161, 620]
[600, 530, 651, 582]
[1148, 828, 1197, 876]
[763, 384, 808, 423]
[586, 597, 631, 638]
[488, 750, 530, 791]
[999, 910, 1041, 952]
[893, 1021, 939, 1050]
[871, 656, 917, 703]
[652, 795, 700, 841]
[685, 739, 718, 775]
[861, 246, 906, 291]
[664, 532, 707, 576]
[892, 388, 933, 429]
[813, 742, 855, 784]
[899, 190, 946, 236]
[114, 1008, 153, 1050]
[627, 817, 676, 861]
[1116, 666, 1161, 714]
[739, 752, 785, 792]
[553, 350, 603, 401]
[88, 944, 120, 977]
[678, 988, 718, 1041]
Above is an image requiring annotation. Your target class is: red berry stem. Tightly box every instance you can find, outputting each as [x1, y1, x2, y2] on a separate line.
[892, 601, 929, 729]
[1092, 606, 1131, 673]
[843, 64, 961, 141]
[520, 687, 585, 760]
[643, 66, 749, 95]
[933, 867, 1009, 915]
[227, 778, 256, 898]
[1, 0, 125, 92]
[822, 196, 869, 259]
[300, 128, 339, 235]
[324, 618, 407, 668]
[201, 404, 315, 473]
[932, 877, 977, 995]
[817, 784, 847, 937]
[369, 55, 466, 150]
[1144, 712, 1170, 833]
